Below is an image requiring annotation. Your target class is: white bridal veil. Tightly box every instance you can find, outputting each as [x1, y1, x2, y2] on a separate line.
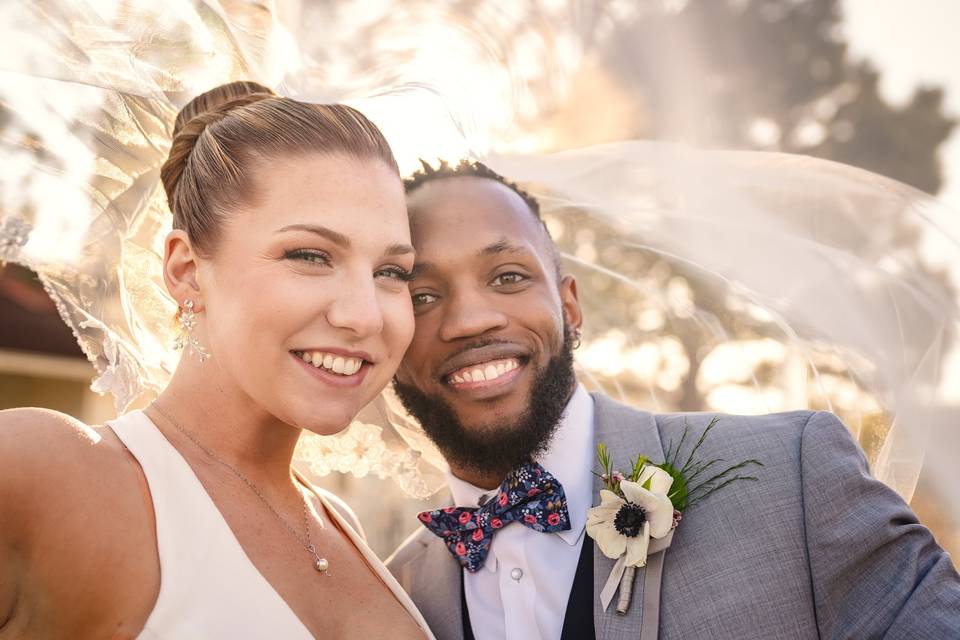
[1, 1, 957, 514]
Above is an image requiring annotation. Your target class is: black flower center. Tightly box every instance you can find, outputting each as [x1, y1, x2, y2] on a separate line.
[613, 502, 647, 537]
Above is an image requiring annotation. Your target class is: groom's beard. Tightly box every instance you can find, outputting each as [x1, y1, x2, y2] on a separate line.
[393, 325, 576, 482]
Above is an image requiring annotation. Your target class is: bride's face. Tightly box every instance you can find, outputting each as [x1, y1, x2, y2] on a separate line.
[189, 153, 414, 434]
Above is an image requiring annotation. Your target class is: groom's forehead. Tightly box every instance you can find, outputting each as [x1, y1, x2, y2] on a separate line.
[407, 176, 545, 254]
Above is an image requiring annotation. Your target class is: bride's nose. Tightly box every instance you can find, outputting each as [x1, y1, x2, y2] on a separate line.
[325, 271, 385, 338]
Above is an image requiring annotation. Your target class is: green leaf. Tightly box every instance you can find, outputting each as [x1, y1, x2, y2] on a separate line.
[656, 462, 688, 511]
[628, 455, 649, 482]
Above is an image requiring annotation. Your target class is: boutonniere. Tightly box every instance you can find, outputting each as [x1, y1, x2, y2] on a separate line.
[586, 417, 762, 614]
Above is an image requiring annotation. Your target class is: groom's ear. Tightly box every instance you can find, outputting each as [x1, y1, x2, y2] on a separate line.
[163, 229, 203, 307]
[559, 274, 583, 332]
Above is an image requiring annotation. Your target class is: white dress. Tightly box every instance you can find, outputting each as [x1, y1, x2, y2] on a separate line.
[108, 410, 434, 639]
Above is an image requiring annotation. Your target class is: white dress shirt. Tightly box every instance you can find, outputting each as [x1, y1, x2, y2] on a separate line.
[446, 385, 595, 640]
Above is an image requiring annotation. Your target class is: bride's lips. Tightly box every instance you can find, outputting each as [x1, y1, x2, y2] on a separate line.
[291, 347, 373, 388]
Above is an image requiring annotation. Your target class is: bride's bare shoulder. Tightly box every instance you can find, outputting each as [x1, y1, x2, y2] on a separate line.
[0, 407, 110, 466]
[1, 405, 99, 434]
[0, 409, 160, 635]
[0, 408, 130, 509]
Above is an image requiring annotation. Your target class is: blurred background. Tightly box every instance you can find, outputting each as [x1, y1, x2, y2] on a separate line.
[1, 0, 958, 563]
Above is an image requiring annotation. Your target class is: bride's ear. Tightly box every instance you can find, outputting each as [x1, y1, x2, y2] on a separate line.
[163, 229, 203, 307]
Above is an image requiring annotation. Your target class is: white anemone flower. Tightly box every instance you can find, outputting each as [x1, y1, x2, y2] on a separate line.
[586, 466, 675, 567]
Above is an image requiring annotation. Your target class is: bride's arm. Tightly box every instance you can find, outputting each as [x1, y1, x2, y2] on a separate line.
[0, 408, 80, 635]
[0, 409, 160, 637]
[0, 412, 21, 635]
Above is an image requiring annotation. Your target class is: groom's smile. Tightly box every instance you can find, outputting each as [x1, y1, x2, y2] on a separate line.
[393, 175, 582, 458]
[439, 342, 528, 399]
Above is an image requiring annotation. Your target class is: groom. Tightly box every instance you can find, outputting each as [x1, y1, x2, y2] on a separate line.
[387, 160, 960, 639]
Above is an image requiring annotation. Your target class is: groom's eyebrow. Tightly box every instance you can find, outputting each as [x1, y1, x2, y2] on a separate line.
[481, 237, 530, 257]
[410, 237, 531, 276]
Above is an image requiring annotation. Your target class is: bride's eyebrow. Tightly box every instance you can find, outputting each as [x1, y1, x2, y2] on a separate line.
[384, 243, 415, 257]
[275, 223, 413, 257]
[275, 223, 350, 247]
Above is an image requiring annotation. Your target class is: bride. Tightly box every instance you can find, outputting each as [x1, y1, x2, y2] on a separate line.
[0, 81, 432, 639]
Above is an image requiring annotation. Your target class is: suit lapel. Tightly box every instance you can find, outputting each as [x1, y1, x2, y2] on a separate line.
[409, 528, 465, 640]
[590, 394, 667, 640]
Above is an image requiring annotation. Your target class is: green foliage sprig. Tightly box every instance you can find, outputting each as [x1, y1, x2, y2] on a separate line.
[594, 416, 763, 512]
[660, 416, 763, 511]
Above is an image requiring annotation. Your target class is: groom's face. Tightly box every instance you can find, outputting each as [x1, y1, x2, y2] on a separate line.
[394, 176, 582, 444]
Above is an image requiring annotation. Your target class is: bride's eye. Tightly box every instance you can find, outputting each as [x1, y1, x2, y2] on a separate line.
[376, 265, 415, 282]
[284, 248, 331, 266]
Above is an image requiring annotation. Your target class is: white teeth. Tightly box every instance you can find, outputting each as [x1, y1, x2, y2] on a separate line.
[297, 351, 365, 376]
[449, 358, 521, 385]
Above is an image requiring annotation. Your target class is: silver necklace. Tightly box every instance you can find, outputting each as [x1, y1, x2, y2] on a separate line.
[150, 402, 330, 574]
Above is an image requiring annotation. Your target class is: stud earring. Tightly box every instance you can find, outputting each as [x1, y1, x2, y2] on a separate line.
[174, 298, 210, 362]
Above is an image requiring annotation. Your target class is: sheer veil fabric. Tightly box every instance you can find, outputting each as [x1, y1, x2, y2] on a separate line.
[1, 1, 957, 516]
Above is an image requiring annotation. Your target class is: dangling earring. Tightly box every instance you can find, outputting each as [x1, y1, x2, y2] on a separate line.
[573, 327, 583, 350]
[174, 298, 210, 363]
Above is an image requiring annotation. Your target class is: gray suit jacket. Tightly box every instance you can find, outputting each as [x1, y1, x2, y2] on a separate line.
[387, 393, 960, 639]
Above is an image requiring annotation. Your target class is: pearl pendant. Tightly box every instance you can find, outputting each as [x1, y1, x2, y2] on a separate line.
[315, 557, 329, 573]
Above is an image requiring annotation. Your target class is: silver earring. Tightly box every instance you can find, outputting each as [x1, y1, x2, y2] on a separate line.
[174, 298, 210, 362]
[573, 328, 583, 350]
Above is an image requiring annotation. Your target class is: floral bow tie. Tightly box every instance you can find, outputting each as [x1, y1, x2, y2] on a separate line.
[417, 461, 571, 572]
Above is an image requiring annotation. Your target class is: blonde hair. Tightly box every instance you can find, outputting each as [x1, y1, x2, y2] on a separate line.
[160, 80, 398, 255]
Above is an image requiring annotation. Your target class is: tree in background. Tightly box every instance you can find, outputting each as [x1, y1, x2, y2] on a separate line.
[531, 0, 957, 422]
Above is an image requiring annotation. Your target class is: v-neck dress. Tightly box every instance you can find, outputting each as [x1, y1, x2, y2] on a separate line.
[108, 410, 434, 639]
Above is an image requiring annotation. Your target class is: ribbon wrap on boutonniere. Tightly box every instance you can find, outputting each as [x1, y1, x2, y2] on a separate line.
[586, 416, 763, 614]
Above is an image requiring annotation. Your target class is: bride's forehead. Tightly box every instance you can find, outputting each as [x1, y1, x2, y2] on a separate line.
[235, 157, 406, 223]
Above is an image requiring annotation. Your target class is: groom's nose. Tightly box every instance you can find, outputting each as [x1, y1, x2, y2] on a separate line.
[439, 287, 508, 342]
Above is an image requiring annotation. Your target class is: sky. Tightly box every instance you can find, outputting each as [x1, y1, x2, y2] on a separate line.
[843, 0, 960, 399]
[843, 0, 960, 208]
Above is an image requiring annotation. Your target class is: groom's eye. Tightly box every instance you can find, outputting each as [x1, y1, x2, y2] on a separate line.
[491, 272, 528, 287]
[411, 292, 438, 306]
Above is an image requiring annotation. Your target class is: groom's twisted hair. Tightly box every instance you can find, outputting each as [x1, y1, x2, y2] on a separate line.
[403, 159, 542, 218]
[404, 159, 562, 277]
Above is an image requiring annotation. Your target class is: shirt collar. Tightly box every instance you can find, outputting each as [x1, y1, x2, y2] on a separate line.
[445, 384, 595, 549]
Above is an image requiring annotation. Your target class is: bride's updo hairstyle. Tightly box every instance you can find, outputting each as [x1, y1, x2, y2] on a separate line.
[160, 80, 398, 255]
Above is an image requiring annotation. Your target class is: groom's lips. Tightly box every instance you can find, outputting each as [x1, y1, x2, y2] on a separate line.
[438, 343, 530, 380]
[439, 343, 530, 399]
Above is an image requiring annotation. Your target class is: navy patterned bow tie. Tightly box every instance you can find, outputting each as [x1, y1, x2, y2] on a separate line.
[417, 461, 571, 572]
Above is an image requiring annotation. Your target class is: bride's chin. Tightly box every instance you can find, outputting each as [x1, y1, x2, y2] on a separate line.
[298, 420, 352, 437]
[292, 406, 358, 437]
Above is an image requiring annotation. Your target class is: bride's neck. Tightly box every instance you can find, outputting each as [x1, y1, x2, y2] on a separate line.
[148, 357, 302, 487]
